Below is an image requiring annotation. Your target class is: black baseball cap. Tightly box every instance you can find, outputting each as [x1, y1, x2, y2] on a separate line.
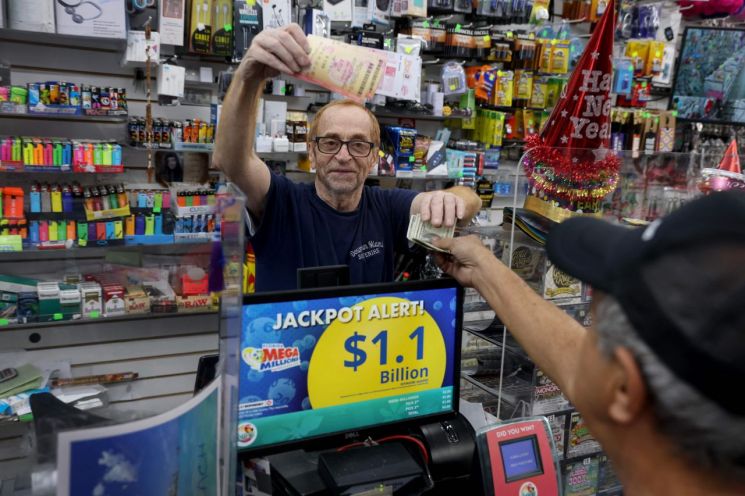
[546, 190, 745, 415]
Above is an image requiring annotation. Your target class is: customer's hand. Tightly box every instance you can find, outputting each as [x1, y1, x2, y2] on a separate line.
[414, 191, 466, 228]
[432, 236, 494, 288]
[237, 24, 311, 82]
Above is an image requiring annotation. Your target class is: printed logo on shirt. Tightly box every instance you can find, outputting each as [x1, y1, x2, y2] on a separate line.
[350, 240, 384, 261]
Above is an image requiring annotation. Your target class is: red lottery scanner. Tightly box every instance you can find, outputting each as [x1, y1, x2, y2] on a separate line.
[477, 417, 561, 496]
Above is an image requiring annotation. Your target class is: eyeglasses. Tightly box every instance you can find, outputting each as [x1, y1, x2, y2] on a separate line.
[313, 137, 375, 157]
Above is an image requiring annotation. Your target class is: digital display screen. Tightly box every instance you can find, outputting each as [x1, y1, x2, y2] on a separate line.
[499, 436, 544, 482]
[672, 27, 745, 124]
[237, 282, 461, 451]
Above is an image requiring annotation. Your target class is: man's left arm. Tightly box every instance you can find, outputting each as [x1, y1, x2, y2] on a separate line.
[410, 186, 482, 228]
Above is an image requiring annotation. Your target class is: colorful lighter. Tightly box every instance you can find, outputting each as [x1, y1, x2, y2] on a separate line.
[103, 144, 112, 166]
[63, 142, 72, 165]
[135, 215, 145, 235]
[112, 144, 122, 166]
[39, 220, 49, 242]
[125, 215, 135, 236]
[48, 220, 58, 241]
[114, 220, 123, 239]
[96, 222, 106, 240]
[78, 222, 88, 245]
[44, 142, 53, 166]
[62, 185, 73, 213]
[145, 215, 154, 235]
[93, 144, 102, 165]
[67, 220, 76, 241]
[154, 214, 163, 234]
[105, 221, 115, 239]
[57, 220, 66, 241]
[30, 184, 41, 213]
[50, 185, 62, 213]
[29, 221, 39, 244]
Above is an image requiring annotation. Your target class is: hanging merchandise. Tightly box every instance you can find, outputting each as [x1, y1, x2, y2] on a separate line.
[453, 0, 472, 13]
[492, 70, 514, 108]
[488, 35, 513, 64]
[396, 35, 423, 57]
[445, 24, 475, 58]
[234, 0, 263, 62]
[372, 0, 392, 26]
[473, 29, 491, 59]
[391, 0, 427, 18]
[651, 43, 676, 86]
[190, 0, 213, 54]
[442, 62, 467, 96]
[530, 0, 551, 23]
[513, 69, 533, 104]
[352, 0, 373, 26]
[407, 20, 432, 50]
[211, 0, 234, 57]
[159, 0, 186, 46]
[474, 66, 497, 101]
[428, 0, 454, 11]
[55, 0, 127, 39]
[376, 51, 423, 101]
[656, 111, 676, 152]
[430, 20, 448, 52]
[323, 0, 353, 22]
[612, 58, 634, 96]
[522, 0, 619, 218]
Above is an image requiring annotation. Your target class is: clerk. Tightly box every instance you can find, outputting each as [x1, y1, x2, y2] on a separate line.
[214, 24, 481, 292]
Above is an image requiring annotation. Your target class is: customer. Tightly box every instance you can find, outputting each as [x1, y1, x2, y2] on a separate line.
[434, 191, 745, 495]
[214, 24, 480, 291]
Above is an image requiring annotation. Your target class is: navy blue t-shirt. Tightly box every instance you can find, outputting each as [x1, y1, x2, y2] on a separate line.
[250, 174, 418, 292]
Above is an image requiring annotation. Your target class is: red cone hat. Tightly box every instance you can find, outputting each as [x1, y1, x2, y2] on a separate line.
[719, 139, 741, 174]
[522, 0, 620, 220]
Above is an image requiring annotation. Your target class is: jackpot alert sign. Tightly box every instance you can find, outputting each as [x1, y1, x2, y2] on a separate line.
[238, 287, 459, 450]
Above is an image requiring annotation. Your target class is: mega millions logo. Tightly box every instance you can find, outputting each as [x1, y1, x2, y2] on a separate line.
[242, 343, 301, 372]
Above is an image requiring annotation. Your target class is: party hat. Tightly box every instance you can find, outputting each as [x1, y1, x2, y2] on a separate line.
[719, 139, 741, 174]
[522, 0, 620, 222]
[699, 139, 745, 193]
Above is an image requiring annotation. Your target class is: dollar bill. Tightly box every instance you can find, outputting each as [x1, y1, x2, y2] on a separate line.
[406, 214, 455, 253]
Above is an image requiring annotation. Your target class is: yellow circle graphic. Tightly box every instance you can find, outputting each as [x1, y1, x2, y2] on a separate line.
[308, 297, 446, 409]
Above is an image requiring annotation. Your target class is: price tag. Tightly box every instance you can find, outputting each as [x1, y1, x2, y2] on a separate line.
[306, 297, 447, 408]
[423, 20, 430, 28]
[409, 156, 416, 162]
[483, 35, 491, 43]
[225, 24, 233, 32]
[455, 24, 462, 32]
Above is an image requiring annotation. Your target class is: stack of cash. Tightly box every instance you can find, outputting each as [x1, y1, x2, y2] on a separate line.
[406, 214, 455, 253]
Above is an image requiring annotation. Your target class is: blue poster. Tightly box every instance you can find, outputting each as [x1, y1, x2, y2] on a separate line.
[57, 379, 220, 496]
[238, 287, 458, 450]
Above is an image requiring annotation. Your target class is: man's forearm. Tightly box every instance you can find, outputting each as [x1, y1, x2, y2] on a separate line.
[213, 77, 269, 214]
[472, 255, 586, 400]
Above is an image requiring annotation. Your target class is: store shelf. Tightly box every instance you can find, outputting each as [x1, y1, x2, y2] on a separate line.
[0, 112, 128, 123]
[184, 80, 217, 90]
[0, 165, 124, 174]
[0, 28, 127, 51]
[260, 151, 305, 158]
[173, 142, 214, 153]
[0, 241, 215, 263]
[373, 110, 468, 121]
[0, 311, 218, 348]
